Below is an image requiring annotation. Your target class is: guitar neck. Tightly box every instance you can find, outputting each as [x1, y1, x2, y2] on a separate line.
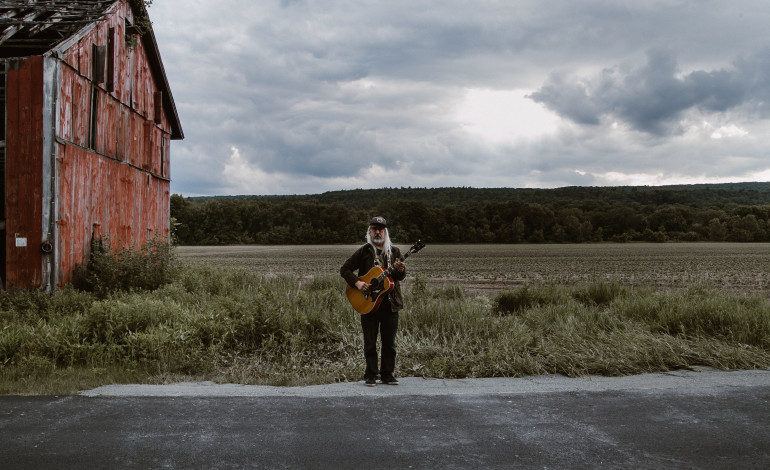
[374, 241, 424, 281]
[381, 249, 414, 278]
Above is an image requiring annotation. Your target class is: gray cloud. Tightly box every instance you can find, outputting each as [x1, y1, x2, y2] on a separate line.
[149, 0, 770, 195]
[529, 49, 770, 136]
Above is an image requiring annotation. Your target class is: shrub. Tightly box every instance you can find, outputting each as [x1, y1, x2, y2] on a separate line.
[571, 282, 627, 306]
[73, 235, 177, 297]
[493, 284, 564, 315]
[430, 284, 465, 300]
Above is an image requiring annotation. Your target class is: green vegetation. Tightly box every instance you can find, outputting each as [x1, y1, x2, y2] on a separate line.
[171, 183, 770, 245]
[3, 261, 769, 395]
[73, 235, 177, 298]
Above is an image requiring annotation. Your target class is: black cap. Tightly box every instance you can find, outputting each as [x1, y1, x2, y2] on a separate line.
[369, 216, 387, 227]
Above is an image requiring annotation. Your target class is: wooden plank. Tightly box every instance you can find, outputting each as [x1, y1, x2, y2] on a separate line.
[58, 65, 74, 141]
[5, 57, 45, 288]
[162, 134, 170, 179]
[102, 94, 118, 158]
[62, 46, 79, 71]
[116, 104, 129, 162]
[71, 74, 89, 147]
[143, 119, 153, 171]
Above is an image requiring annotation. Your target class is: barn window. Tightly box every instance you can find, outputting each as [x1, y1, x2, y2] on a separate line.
[154, 91, 162, 124]
[92, 45, 106, 85]
[125, 18, 141, 49]
[89, 44, 106, 151]
[125, 19, 135, 108]
[107, 28, 115, 92]
[88, 86, 98, 150]
[161, 134, 168, 178]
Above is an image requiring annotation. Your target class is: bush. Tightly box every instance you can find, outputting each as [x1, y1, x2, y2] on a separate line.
[73, 235, 177, 297]
[571, 282, 627, 306]
[493, 284, 564, 315]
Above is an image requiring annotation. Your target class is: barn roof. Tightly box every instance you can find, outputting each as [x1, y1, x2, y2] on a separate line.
[0, 0, 183, 139]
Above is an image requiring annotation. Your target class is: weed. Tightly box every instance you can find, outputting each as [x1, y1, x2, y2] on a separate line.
[571, 282, 627, 306]
[493, 284, 565, 315]
[73, 235, 177, 297]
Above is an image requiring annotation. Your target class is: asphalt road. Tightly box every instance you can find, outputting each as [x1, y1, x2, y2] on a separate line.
[2, 368, 769, 469]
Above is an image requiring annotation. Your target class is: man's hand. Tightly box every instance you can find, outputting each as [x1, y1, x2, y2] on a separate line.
[355, 280, 370, 294]
[393, 259, 405, 272]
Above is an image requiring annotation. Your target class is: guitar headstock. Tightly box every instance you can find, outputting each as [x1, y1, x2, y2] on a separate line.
[408, 239, 426, 255]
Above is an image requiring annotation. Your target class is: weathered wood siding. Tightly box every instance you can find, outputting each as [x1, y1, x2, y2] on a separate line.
[4, 56, 45, 288]
[3, 1, 174, 289]
[53, 0, 171, 287]
[56, 144, 169, 283]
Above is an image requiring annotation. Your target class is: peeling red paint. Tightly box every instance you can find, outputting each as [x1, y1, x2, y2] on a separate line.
[2, 1, 181, 290]
[4, 56, 45, 288]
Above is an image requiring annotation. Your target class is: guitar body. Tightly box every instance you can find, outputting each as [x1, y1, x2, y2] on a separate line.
[345, 267, 394, 314]
[344, 240, 425, 314]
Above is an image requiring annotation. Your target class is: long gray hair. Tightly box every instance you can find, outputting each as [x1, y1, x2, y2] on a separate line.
[366, 227, 392, 256]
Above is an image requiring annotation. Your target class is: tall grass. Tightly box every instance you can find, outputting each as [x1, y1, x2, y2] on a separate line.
[2, 262, 770, 394]
[72, 235, 177, 297]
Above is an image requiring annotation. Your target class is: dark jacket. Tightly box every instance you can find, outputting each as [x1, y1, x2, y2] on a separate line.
[340, 243, 405, 311]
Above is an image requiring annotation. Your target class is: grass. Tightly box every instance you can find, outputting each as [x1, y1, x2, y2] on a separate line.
[2, 256, 770, 395]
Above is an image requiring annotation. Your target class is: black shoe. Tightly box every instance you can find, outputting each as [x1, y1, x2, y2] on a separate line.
[381, 375, 399, 385]
[365, 377, 377, 387]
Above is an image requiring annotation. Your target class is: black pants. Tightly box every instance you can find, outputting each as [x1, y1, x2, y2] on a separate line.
[360, 300, 399, 380]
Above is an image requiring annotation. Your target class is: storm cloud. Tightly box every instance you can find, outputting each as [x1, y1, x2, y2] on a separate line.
[149, 0, 770, 195]
[529, 49, 770, 136]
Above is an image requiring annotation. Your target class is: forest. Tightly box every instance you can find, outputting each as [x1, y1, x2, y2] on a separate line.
[170, 183, 770, 245]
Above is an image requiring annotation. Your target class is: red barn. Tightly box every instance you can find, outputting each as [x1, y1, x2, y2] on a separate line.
[0, 0, 183, 290]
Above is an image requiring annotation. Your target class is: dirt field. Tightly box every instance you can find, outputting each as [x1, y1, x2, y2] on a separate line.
[176, 243, 770, 295]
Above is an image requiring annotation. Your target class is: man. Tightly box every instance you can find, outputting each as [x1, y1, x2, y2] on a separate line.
[340, 216, 406, 386]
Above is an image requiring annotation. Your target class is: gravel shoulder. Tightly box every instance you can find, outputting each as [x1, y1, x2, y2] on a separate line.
[79, 366, 770, 398]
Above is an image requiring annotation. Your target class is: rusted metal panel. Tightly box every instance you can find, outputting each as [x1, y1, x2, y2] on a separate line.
[55, 144, 76, 281]
[149, 125, 161, 176]
[118, 164, 133, 242]
[92, 87, 117, 156]
[116, 104, 130, 162]
[143, 119, 154, 171]
[58, 65, 74, 141]
[131, 47, 145, 116]
[62, 46, 79, 71]
[101, 92, 118, 157]
[5, 56, 45, 288]
[78, 29, 97, 80]
[117, 31, 132, 108]
[134, 45, 155, 119]
[70, 73, 90, 148]
[128, 112, 143, 168]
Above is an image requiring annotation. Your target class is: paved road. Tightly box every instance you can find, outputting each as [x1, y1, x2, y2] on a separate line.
[2, 368, 769, 469]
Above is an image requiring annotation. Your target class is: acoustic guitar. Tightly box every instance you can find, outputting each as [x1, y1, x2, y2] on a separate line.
[345, 240, 426, 314]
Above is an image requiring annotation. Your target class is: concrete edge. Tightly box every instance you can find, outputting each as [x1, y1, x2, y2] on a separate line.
[78, 367, 770, 398]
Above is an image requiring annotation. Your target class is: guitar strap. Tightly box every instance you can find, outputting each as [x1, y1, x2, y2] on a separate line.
[384, 250, 394, 303]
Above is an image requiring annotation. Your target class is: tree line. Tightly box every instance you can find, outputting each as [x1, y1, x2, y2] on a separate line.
[171, 184, 770, 245]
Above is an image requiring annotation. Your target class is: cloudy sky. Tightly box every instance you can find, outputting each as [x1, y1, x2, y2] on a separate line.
[148, 0, 770, 196]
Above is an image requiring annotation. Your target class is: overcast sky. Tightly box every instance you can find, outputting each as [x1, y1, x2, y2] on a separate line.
[148, 0, 770, 196]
